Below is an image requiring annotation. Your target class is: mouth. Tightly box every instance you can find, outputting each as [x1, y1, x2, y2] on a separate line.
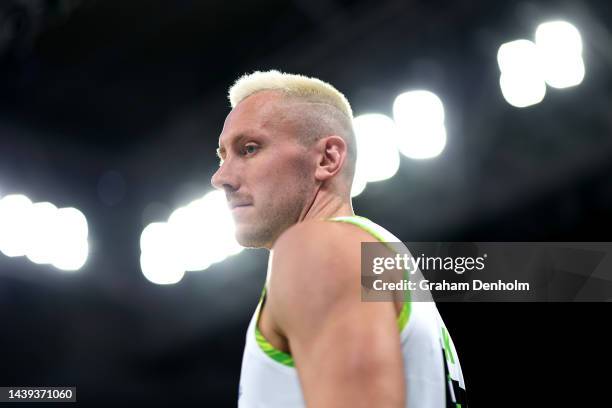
[230, 203, 252, 211]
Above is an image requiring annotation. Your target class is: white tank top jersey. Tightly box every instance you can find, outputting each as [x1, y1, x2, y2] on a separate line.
[238, 216, 468, 407]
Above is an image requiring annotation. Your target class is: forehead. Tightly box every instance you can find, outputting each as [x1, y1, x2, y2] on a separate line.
[218, 90, 288, 146]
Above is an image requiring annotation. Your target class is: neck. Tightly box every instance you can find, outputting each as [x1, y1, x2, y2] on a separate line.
[265, 187, 354, 283]
[264, 184, 354, 250]
[299, 182, 354, 222]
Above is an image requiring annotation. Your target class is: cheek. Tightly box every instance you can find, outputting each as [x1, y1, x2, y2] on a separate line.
[250, 148, 313, 197]
[283, 149, 313, 176]
[273, 158, 311, 187]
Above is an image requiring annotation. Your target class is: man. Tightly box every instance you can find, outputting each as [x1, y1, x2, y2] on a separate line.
[211, 70, 467, 407]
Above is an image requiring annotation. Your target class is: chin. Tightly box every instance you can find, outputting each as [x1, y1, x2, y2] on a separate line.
[234, 227, 268, 249]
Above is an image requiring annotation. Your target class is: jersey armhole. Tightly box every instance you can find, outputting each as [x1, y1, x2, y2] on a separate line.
[254, 287, 296, 367]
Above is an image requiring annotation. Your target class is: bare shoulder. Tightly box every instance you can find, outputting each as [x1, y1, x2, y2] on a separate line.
[267, 219, 384, 331]
[270, 219, 375, 287]
[267, 219, 405, 406]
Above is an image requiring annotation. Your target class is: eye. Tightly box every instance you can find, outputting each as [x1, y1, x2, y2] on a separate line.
[242, 144, 259, 156]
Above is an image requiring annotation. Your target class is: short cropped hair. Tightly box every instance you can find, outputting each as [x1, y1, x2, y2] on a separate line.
[228, 70, 353, 119]
[228, 70, 356, 185]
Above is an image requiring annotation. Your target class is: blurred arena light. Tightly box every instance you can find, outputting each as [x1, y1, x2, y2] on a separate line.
[392, 90, 447, 159]
[351, 113, 400, 197]
[351, 174, 367, 198]
[0, 194, 32, 258]
[140, 190, 243, 285]
[0, 194, 89, 271]
[26, 201, 58, 265]
[535, 21, 585, 89]
[52, 207, 89, 270]
[497, 20, 584, 107]
[140, 222, 185, 285]
[497, 39, 547, 108]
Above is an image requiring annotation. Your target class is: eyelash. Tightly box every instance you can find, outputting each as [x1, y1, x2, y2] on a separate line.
[241, 144, 259, 156]
[218, 143, 259, 165]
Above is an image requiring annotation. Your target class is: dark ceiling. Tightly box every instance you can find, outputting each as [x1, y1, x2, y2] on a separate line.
[1, 0, 611, 406]
[1, 0, 609, 223]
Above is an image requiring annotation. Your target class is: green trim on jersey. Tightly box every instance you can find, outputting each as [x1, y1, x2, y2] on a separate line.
[254, 286, 295, 367]
[441, 326, 455, 365]
[331, 215, 412, 332]
[254, 215, 412, 367]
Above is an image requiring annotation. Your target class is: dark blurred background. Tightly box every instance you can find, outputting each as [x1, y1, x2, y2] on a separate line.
[0, 0, 610, 406]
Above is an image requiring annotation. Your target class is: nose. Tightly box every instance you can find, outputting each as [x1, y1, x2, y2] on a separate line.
[211, 160, 239, 192]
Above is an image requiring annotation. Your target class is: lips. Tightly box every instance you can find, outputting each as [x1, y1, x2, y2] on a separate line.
[229, 203, 252, 210]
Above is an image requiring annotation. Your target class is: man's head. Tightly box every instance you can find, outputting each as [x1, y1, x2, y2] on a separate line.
[211, 70, 356, 248]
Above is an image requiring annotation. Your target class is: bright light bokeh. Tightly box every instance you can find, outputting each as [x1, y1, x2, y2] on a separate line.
[498, 22, 585, 106]
[198, 190, 243, 258]
[396, 122, 447, 159]
[497, 39, 547, 108]
[535, 21, 582, 57]
[25, 202, 59, 265]
[56, 207, 88, 241]
[497, 39, 541, 74]
[540, 56, 584, 89]
[353, 113, 400, 184]
[0, 194, 89, 270]
[140, 190, 244, 284]
[140, 221, 184, 284]
[535, 21, 584, 88]
[140, 227, 185, 285]
[52, 207, 89, 271]
[168, 205, 205, 271]
[52, 239, 89, 271]
[392, 90, 447, 159]
[351, 173, 367, 198]
[0, 194, 34, 258]
[499, 71, 546, 108]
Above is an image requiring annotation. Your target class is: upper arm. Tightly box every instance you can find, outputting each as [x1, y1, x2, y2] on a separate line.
[268, 221, 405, 408]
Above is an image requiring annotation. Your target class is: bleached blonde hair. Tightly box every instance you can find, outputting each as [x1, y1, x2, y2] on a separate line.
[228, 70, 353, 119]
[228, 70, 356, 185]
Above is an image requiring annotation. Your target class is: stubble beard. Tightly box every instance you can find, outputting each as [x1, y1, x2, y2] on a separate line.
[235, 184, 311, 249]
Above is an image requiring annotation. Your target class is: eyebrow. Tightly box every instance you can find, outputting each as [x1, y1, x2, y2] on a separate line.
[216, 133, 253, 160]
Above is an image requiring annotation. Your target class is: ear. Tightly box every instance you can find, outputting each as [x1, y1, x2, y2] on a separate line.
[314, 135, 347, 182]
